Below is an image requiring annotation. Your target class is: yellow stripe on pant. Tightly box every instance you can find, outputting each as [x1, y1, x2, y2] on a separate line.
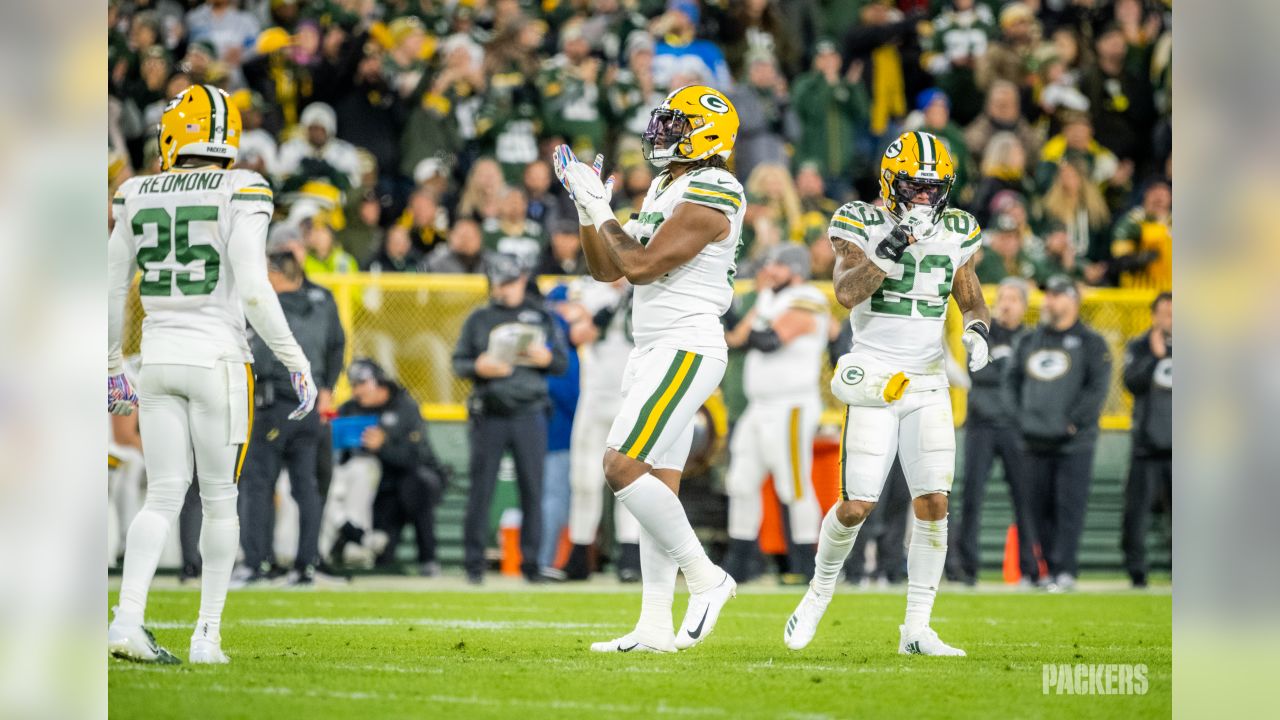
[789, 406, 803, 500]
[837, 407, 849, 501]
[235, 363, 255, 482]
[625, 351, 697, 460]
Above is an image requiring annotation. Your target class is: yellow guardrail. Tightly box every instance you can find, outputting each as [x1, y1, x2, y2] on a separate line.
[124, 273, 1154, 430]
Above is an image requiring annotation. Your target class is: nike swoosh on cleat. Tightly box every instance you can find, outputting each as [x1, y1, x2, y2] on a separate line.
[618, 643, 639, 653]
[686, 607, 710, 639]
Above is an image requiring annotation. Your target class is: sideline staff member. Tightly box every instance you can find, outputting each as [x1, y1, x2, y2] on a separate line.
[1121, 292, 1172, 588]
[951, 278, 1039, 586]
[238, 250, 339, 584]
[453, 255, 569, 584]
[1005, 275, 1111, 592]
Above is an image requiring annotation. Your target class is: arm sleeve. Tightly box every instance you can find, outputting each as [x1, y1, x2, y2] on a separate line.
[1068, 336, 1113, 429]
[451, 313, 481, 379]
[745, 328, 783, 353]
[226, 210, 310, 373]
[322, 296, 346, 390]
[107, 208, 136, 375]
[1122, 336, 1156, 395]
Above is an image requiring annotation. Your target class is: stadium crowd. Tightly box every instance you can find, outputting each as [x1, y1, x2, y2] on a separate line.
[107, 0, 1173, 587]
[109, 0, 1173, 292]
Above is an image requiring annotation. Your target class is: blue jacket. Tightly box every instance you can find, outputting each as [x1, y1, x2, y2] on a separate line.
[545, 305, 579, 452]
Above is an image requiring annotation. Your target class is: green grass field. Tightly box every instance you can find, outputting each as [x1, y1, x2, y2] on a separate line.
[108, 580, 1170, 719]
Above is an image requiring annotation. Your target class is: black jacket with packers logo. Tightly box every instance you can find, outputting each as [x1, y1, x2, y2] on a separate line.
[1122, 330, 1172, 457]
[451, 298, 570, 417]
[1004, 320, 1112, 453]
[967, 321, 1028, 426]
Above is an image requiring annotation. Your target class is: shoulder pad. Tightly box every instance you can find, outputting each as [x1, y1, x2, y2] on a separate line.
[680, 169, 743, 215]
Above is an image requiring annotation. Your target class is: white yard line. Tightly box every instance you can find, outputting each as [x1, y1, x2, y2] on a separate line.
[141, 617, 625, 631]
[119, 680, 749, 717]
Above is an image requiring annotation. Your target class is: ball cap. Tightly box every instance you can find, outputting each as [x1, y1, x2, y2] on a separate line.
[485, 253, 525, 286]
[1043, 274, 1080, 298]
[765, 243, 812, 281]
[347, 358, 389, 386]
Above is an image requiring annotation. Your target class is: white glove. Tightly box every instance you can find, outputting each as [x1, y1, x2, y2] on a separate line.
[898, 205, 941, 241]
[553, 144, 614, 228]
[289, 369, 317, 420]
[961, 320, 991, 372]
[107, 373, 137, 416]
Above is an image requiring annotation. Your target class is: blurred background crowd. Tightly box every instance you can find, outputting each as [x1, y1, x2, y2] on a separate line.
[108, 0, 1173, 292]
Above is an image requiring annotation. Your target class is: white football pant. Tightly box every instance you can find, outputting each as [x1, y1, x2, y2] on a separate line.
[726, 396, 823, 544]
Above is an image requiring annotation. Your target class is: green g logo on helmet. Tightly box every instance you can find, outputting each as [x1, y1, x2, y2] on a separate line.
[841, 366, 865, 385]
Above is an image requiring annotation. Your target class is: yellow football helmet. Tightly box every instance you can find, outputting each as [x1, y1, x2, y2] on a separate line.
[878, 130, 956, 220]
[642, 85, 739, 167]
[157, 84, 242, 171]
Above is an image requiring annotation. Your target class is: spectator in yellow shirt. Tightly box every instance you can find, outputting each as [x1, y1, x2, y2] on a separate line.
[1111, 178, 1172, 291]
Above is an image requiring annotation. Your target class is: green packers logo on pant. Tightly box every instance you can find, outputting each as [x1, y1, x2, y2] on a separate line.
[841, 366, 865, 385]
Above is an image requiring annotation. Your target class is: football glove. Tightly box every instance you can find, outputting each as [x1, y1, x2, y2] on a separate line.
[289, 369, 317, 420]
[874, 206, 939, 269]
[871, 224, 913, 272]
[961, 320, 991, 372]
[108, 373, 137, 416]
[553, 145, 614, 227]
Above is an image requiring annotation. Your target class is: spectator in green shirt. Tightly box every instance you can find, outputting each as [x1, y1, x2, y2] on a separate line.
[790, 39, 869, 198]
[480, 188, 548, 272]
[907, 88, 974, 205]
[537, 19, 608, 159]
[975, 213, 1037, 284]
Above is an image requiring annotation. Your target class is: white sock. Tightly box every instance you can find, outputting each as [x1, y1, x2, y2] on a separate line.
[634, 528, 677, 642]
[196, 485, 239, 638]
[904, 516, 948, 632]
[614, 474, 722, 593]
[812, 505, 862, 596]
[116, 477, 189, 627]
[115, 508, 175, 627]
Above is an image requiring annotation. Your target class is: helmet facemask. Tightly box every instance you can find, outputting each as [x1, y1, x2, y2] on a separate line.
[887, 173, 953, 223]
[642, 108, 693, 168]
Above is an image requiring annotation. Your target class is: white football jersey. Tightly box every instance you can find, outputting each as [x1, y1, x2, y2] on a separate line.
[828, 201, 982, 375]
[622, 166, 745, 361]
[743, 283, 829, 403]
[573, 278, 634, 405]
[111, 168, 275, 368]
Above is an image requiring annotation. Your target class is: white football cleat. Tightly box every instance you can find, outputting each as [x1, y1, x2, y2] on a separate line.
[898, 625, 966, 657]
[590, 631, 675, 654]
[189, 623, 229, 664]
[784, 586, 832, 650]
[108, 622, 181, 664]
[674, 571, 737, 650]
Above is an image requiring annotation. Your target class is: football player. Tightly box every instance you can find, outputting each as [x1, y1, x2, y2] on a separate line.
[107, 85, 316, 664]
[723, 244, 829, 583]
[785, 131, 990, 656]
[562, 278, 642, 581]
[555, 84, 744, 652]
